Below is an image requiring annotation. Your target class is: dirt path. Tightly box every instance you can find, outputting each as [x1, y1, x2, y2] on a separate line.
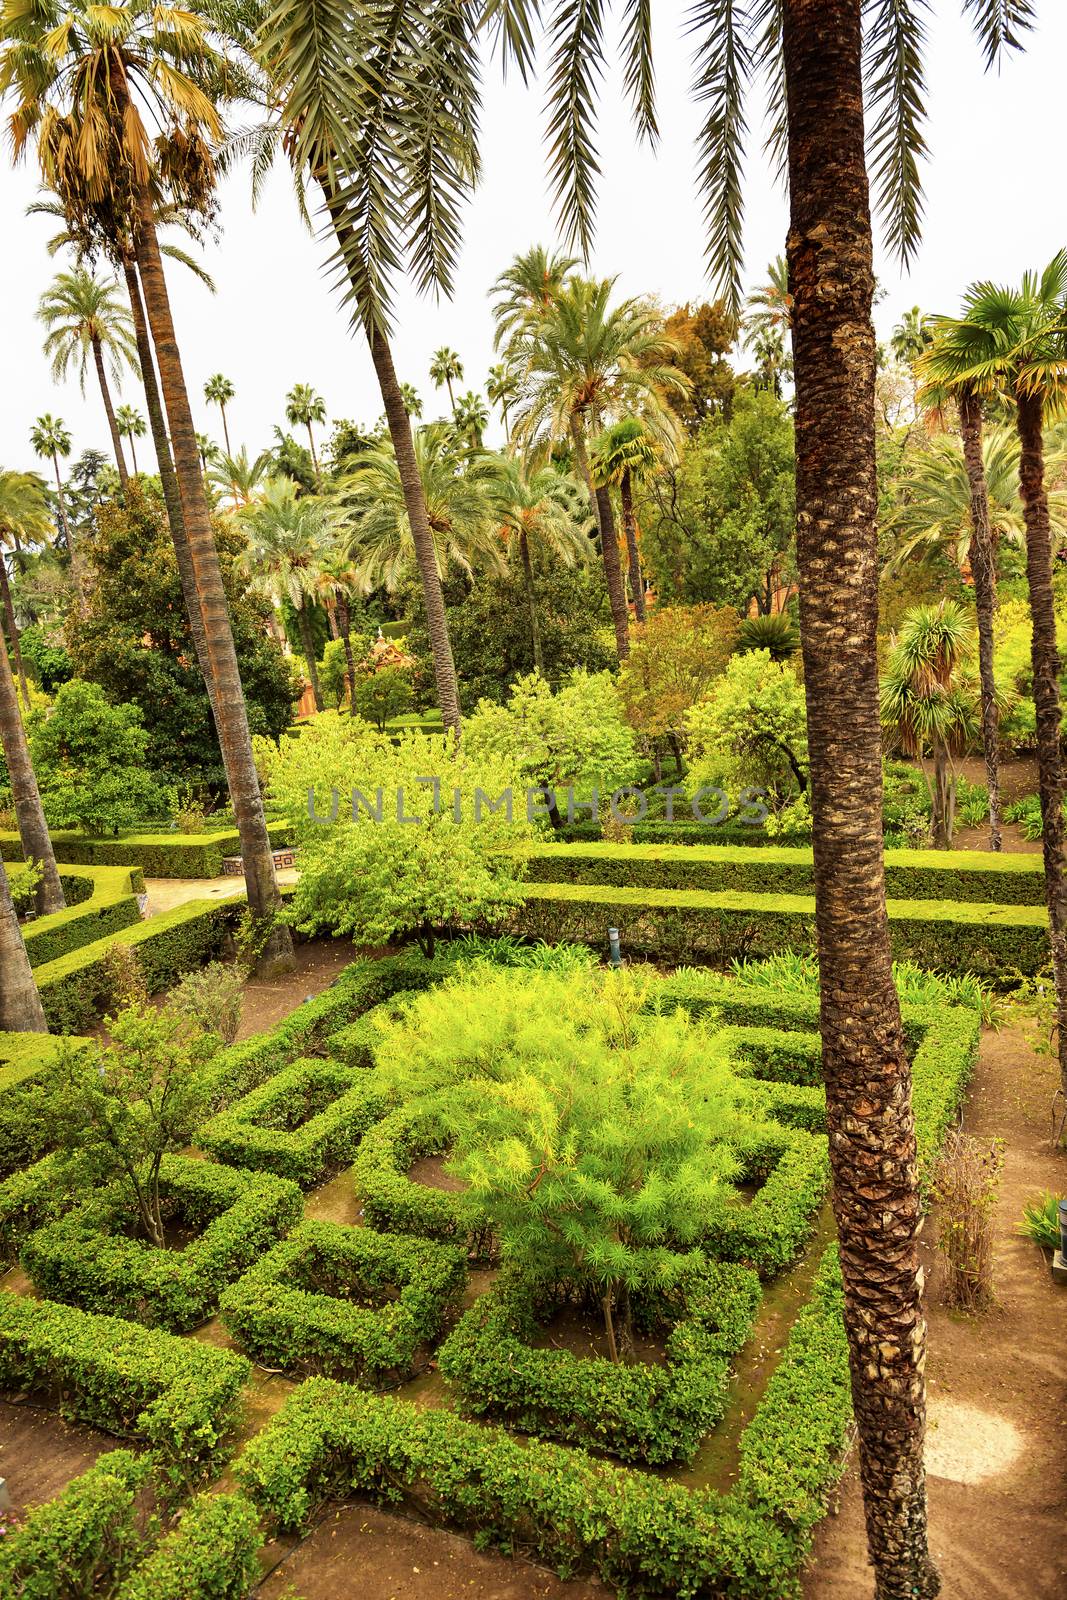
[805, 1023, 1067, 1599]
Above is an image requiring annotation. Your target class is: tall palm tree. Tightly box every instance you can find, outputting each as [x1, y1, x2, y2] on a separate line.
[890, 306, 934, 369]
[487, 360, 520, 439]
[0, 854, 47, 1033]
[490, 4, 1040, 1591]
[0, 468, 53, 709]
[3, 0, 294, 971]
[490, 245, 580, 348]
[115, 403, 146, 474]
[452, 390, 489, 449]
[509, 274, 687, 659]
[339, 424, 501, 593]
[400, 383, 422, 420]
[28, 413, 82, 600]
[429, 347, 463, 412]
[239, 478, 334, 711]
[473, 453, 590, 674]
[744, 255, 793, 343]
[204, 373, 236, 458]
[37, 267, 137, 483]
[285, 384, 326, 487]
[195, 434, 217, 472]
[314, 544, 366, 707]
[590, 417, 659, 622]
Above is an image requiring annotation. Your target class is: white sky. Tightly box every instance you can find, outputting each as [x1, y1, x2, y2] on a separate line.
[2, 3, 1066, 470]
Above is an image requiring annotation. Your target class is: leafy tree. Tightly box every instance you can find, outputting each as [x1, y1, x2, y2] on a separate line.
[685, 650, 808, 816]
[29, 679, 173, 835]
[37, 268, 137, 485]
[373, 966, 752, 1358]
[285, 384, 328, 486]
[65, 487, 298, 793]
[353, 665, 414, 730]
[590, 417, 659, 621]
[18, 624, 72, 695]
[617, 604, 740, 771]
[319, 634, 371, 711]
[661, 301, 737, 432]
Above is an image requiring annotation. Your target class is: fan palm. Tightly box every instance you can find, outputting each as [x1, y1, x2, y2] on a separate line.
[590, 417, 659, 622]
[115, 404, 146, 474]
[204, 374, 236, 458]
[2, 0, 293, 968]
[0, 471, 65, 916]
[429, 348, 464, 412]
[28, 413, 81, 600]
[472, 453, 591, 673]
[37, 268, 137, 483]
[284, 384, 327, 486]
[238, 478, 337, 712]
[339, 424, 501, 593]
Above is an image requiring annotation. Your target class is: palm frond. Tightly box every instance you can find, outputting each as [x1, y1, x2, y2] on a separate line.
[687, 0, 752, 321]
[863, 0, 930, 270]
[962, 0, 1036, 70]
[544, 0, 607, 260]
[620, 0, 657, 146]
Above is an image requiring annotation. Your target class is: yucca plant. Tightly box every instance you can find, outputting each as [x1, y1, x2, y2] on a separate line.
[1018, 1193, 1063, 1253]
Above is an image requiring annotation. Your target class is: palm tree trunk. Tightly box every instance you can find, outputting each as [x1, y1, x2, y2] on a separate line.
[337, 594, 357, 709]
[220, 405, 233, 461]
[50, 454, 85, 610]
[0, 621, 64, 916]
[297, 603, 324, 712]
[620, 469, 646, 623]
[783, 4, 937, 1596]
[123, 262, 220, 730]
[958, 387, 1002, 851]
[306, 425, 321, 489]
[91, 336, 129, 488]
[571, 425, 629, 659]
[931, 740, 952, 849]
[518, 529, 544, 675]
[133, 191, 293, 973]
[128, 435, 138, 474]
[0, 558, 31, 709]
[1015, 389, 1067, 1118]
[0, 855, 47, 1033]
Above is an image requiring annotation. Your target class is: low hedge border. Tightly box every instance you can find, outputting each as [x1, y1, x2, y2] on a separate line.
[0, 1293, 250, 1476]
[220, 1218, 467, 1382]
[0, 824, 292, 879]
[438, 1258, 761, 1466]
[198, 1059, 390, 1186]
[21, 1155, 303, 1331]
[236, 1251, 850, 1597]
[114, 1491, 263, 1600]
[351, 1107, 483, 1247]
[0, 1447, 154, 1599]
[702, 1127, 830, 1277]
[524, 839, 1047, 905]
[556, 819, 814, 848]
[12, 862, 145, 969]
[506, 881, 1048, 977]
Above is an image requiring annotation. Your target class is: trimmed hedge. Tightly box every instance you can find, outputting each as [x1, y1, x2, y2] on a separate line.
[506, 881, 1048, 976]
[0, 1294, 250, 1475]
[11, 862, 145, 968]
[198, 1059, 389, 1186]
[236, 1253, 850, 1598]
[0, 1448, 153, 1599]
[701, 1127, 830, 1277]
[524, 838, 1047, 905]
[0, 824, 292, 879]
[556, 819, 813, 848]
[115, 1491, 263, 1600]
[351, 1107, 480, 1245]
[21, 1156, 303, 1331]
[220, 1218, 467, 1381]
[438, 1258, 760, 1465]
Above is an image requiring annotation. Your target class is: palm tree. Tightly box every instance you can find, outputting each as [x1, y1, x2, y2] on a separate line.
[115, 404, 146, 474]
[0, 854, 47, 1033]
[313, 544, 366, 704]
[891, 306, 934, 369]
[284, 384, 327, 490]
[429, 347, 463, 412]
[3, 0, 294, 972]
[400, 384, 423, 420]
[0, 468, 53, 708]
[487, 361, 520, 439]
[490, 245, 580, 348]
[37, 268, 137, 484]
[590, 417, 659, 622]
[208, 446, 273, 509]
[204, 374, 236, 458]
[195, 434, 217, 472]
[509, 274, 687, 659]
[473, 453, 590, 673]
[339, 425, 501, 593]
[28, 414, 82, 602]
[880, 601, 980, 849]
[452, 391, 489, 449]
[0, 474, 64, 917]
[744, 256, 792, 343]
[239, 478, 334, 711]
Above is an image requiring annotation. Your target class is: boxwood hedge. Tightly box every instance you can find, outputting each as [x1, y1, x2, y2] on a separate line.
[0, 1448, 153, 1599]
[114, 1491, 263, 1600]
[12, 862, 145, 968]
[0, 824, 292, 879]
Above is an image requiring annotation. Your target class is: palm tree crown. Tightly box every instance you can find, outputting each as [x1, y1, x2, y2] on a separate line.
[37, 268, 137, 393]
[429, 347, 464, 411]
[29, 413, 71, 467]
[491, 245, 580, 350]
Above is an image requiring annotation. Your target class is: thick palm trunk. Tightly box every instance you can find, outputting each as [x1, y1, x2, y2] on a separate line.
[958, 387, 1002, 850]
[0, 622, 64, 916]
[620, 469, 646, 622]
[123, 262, 220, 730]
[297, 604, 324, 712]
[783, 4, 937, 1597]
[518, 529, 544, 674]
[128, 435, 139, 474]
[0, 559, 31, 709]
[91, 336, 129, 488]
[0, 855, 47, 1033]
[133, 193, 293, 972]
[1016, 390, 1067, 1116]
[572, 426, 629, 659]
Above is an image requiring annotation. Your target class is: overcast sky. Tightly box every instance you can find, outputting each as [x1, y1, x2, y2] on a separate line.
[2, 4, 1065, 472]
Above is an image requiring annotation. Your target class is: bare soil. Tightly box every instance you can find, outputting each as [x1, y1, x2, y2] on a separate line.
[0, 1399, 131, 1515]
[952, 756, 1041, 854]
[237, 938, 372, 1038]
[531, 1304, 667, 1368]
[407, 1152, 466, 1194]
[804, 1023, 1067, 1599]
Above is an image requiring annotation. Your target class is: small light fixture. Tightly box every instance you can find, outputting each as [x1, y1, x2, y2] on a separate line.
[608, 927, 623, 969]
[1053, 1199, 1067, 1286]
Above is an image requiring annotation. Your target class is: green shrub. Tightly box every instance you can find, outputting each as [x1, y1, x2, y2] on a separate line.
[0, 1449, 152, 1599]
[114, 1492, 263, 1600]
[220, 1219, 467, 1381]
[14, 863, 145, 969]
[168, 961, 244, 1044]
[351, 1107, 479, 1245]
[0, 825, 293, 879]
[28, 679, 174, 835]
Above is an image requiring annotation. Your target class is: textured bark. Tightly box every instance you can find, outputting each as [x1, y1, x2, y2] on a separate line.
[958, 387, 1002, 851]
[0, 558, 31, 709]
[133, 191, 293, 972]
[336, 593, 357, 709]
[571, 425, 629, 659]
[518, 529, 544, 674]
[0, 854, 47, 1033]
[123, 262, 219, 728]
[782, 4, 938, 1597]
[50, 453, 85, 611]
[620, 469, 646, 622]
[306, 424, 321, 489]
[1016, 390, 1067, 1110]
[297, 604, 324, 712]
[92, 335, 129, 488]
[0, 621, 64, 916]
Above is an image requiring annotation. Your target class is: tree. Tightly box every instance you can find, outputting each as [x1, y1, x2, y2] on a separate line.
[617, 604, 740, 773]
[0, 854, 47, 1033]
[429, 347, 464, 412]
[490, 245, 580, 347]
[661, 301, 737, 432]
[685, 649, 809, 817]
[487, 361, 520, 439]
[285, 383, 327, 487]
[473, 454, 591, 675]
[207, 446, 272, 509]
[3, 0, 296, 970]
[353, 665, 413, 731]
[204, 373, 236, 458]
[0, 468, 53, 708]
[37, 267, 137, 484]
[452, 390, 489, 449]
[238, 478, 337, 713]
[0, 604, 65, 920]
[400, 384, 422, 420]
[28, 415, 82, 601]
[744, 256, 792, 344]
[879, 601, 979, 851]
[29, 678, 173, 835]
[590, 417, 659, 621]
[890, 306, 933, 369]
[115, 404, 146, 474]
